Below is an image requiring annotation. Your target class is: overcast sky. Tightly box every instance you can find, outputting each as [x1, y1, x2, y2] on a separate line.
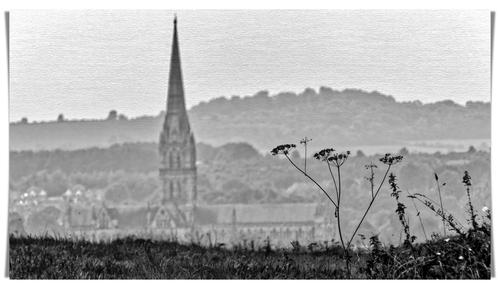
[9, 10, 491, 122]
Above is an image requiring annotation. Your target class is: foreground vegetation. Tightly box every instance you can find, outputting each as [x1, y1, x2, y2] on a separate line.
[9, 224, 490, 279]
[9, 142, 491, 279]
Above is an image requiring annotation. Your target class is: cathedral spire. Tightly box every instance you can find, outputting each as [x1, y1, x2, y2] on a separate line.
[167, 16, 185, 114]
[159, 15, 197, 209]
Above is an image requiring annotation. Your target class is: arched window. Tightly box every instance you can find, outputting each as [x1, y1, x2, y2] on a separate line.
[177, 154, 181, 168]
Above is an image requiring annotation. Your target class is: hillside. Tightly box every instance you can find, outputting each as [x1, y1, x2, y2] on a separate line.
[10, 87, 491, 152]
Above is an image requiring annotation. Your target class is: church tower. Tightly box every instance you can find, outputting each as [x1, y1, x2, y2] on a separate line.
[159, 17, 197, 215]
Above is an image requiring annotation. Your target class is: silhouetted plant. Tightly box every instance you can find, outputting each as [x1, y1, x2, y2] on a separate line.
[463, 171, 478, 230]
[408, 170, 483, 237]
[388, 173, 415, 247]
[406, 190, 428, 241]
[271, 142, 403, 277]
[434, 173, 447, 236]
[408, 192, 466, 237]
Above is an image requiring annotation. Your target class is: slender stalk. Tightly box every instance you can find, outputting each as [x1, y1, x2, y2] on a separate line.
[327, 162, 339, 201]
[304, 142, 307, 173]
[299, 137, 312, 173]
[336, 165, 350, 276]
[407, 190, 428, 241]
[346, 165, 391, 248]
[284, 154, 338, 208]
[411, 196, 465, 236]
[434, 174, 446, 237]
[336, 166, 345, 250]
[369, 163, 375, 198]
[413, 193, 466, 229]
[466, 186, 478, 230]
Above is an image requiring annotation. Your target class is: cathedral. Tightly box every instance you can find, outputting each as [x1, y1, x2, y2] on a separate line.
[151, 17, 335, 246]
[9, 17, 336, 248]
[156, 16, 197, 231]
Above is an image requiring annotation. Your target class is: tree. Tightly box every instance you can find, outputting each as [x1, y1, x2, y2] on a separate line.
[104, 182, 130, 204]
[107, 110, 118, 120]
[20, 117, 28, 124]
[45, 170, 68, 196]
[468, 145, 477, 153]
[57, 114, 65, 122]
[118, 114, 128, 121]
[399, 147, 409, 156]
[215, 143, 261, 162]
[355, 150, 365, 158]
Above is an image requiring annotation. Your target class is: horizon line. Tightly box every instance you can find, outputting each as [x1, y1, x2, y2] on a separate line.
[9, 86, 492, 123]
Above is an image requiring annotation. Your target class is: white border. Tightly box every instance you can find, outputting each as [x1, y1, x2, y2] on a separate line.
[0, 1, 498, 288]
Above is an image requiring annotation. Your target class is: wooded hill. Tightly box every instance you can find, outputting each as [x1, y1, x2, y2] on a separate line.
[10, 87, 490, 152]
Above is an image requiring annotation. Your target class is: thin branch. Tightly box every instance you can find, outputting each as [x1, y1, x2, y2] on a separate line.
[411, 193, 466, 230]
[284, 154, 338, 208]
[410, 195, 466, 236]
[406, 190, 428, 241]
[346, 164, 392, 248]
[336, 165, 346, 252]
[327, 162, 339, 201]
[369, 163, 375, 198]
[434, 174, 447, 236]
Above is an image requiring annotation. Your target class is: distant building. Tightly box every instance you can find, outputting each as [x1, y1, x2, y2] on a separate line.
[156, 16, 197, 230]
[8, 17, 335, 247]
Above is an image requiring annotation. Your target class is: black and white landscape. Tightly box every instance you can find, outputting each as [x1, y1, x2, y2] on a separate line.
[7, 10, 492, 279]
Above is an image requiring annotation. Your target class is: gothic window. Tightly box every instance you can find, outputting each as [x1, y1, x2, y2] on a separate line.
[169, 182, 174, 199]
[177, 154, 181, 168]
[157, 209, 169, 229]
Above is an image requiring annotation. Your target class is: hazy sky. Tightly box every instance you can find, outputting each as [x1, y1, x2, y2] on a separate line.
[9, 10, 491, 122]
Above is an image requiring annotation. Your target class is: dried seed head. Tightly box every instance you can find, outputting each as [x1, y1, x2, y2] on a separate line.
[270, 144, 296, 156]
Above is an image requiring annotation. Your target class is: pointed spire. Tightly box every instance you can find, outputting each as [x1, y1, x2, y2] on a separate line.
[167, 15, 186, 114]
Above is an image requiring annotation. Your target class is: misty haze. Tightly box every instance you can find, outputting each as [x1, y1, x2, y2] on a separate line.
[8, 10, 492, 279]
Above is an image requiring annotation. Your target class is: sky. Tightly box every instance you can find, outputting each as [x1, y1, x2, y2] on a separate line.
[9, 10, 491, 122]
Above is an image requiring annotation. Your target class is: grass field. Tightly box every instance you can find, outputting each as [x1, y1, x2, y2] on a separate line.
[9, 228, 491, 279]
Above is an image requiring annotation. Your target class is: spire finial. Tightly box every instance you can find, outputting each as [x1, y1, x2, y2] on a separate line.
[174, 14, 177, 25]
